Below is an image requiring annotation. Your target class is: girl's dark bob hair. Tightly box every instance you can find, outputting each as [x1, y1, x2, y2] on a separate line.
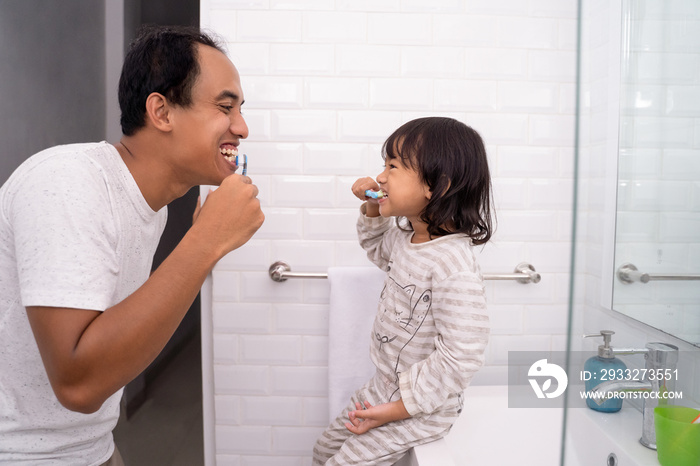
[382, 117, 494, 245]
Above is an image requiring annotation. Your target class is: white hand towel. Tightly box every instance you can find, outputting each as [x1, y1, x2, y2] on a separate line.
[327, 266, 386, 422]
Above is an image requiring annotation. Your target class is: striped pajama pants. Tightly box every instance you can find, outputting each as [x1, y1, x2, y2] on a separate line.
[312, 377, 461, 465]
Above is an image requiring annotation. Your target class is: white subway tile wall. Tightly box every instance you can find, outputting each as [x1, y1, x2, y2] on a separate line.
[202, 0, 579, 463]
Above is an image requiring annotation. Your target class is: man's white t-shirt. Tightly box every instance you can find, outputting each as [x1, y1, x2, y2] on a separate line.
[0, 142, 167, 464]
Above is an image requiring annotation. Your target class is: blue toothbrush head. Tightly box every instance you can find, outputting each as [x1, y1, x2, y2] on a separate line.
[365, 189, 385, 199]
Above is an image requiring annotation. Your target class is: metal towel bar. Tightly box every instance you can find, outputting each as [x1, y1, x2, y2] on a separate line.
[617, 263, 700, 284]
[268, 261, 541, 284]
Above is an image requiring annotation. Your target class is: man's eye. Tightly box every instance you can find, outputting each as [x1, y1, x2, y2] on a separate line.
[219, 105, 233, 113]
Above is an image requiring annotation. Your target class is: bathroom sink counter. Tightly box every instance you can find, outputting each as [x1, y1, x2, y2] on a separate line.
[566, 398, 660, 466]
[410, 385, 563, 466]
[408, 385, 662, 466]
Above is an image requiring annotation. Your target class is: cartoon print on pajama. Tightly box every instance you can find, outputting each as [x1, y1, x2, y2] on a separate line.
[374, 261, 433, 397]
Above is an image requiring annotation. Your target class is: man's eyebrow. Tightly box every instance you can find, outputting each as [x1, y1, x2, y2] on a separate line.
[217, 90, 241, 102]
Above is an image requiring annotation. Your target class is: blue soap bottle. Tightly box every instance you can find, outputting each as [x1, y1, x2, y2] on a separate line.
[583, 330, 626, 413]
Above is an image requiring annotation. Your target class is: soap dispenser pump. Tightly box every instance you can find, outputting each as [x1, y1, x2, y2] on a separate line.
[582, 330, 626, 413]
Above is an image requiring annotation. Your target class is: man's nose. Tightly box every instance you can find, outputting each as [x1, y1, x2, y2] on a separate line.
[231, 114, 249, 139]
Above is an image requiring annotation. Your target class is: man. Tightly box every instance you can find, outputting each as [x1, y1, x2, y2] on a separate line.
[0, 25, 264, 465]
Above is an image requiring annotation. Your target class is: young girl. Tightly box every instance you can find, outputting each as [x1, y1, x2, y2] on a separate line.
[312, 117, 494, 465]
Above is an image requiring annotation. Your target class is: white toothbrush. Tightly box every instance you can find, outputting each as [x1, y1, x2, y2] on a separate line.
[235, 154, 248, 176]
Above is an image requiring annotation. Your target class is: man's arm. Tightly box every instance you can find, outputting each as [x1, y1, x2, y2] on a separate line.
[26, 174, 263, 414]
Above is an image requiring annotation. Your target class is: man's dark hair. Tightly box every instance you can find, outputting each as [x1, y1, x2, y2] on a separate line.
[118, 25, 225, 136]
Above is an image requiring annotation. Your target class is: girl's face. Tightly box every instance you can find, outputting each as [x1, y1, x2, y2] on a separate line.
[375, 153, 431, 222]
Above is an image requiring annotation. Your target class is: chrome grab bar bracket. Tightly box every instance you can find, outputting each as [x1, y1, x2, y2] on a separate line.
[618, 263, 647, 284]
[514, 262, 541, 284]
[269, 261, 289, 282]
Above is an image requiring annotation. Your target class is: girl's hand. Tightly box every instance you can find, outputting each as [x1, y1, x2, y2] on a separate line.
[344, 400, 411, 435]
[351, 177, 381, 217]
[351, 177, 380, 201]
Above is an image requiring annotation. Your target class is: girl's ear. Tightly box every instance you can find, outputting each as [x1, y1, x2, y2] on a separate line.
[144, 92, 173, 132]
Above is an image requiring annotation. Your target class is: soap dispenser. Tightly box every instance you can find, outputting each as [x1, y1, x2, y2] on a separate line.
[582, 330, 626, 413]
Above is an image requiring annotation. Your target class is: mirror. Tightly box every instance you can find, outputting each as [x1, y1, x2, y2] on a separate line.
[611, 0, 700, 346]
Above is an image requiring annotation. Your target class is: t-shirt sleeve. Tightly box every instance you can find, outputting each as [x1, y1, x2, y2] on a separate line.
[9, 155, 120, 311]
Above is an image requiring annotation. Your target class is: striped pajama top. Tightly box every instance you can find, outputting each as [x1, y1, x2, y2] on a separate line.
[357, 212, 490, 416]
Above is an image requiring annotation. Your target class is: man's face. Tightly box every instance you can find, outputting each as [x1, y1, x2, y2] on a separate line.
[170, 44, 249, 186]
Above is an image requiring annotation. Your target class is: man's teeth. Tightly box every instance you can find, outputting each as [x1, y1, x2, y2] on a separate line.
[220, 147, 238, 163]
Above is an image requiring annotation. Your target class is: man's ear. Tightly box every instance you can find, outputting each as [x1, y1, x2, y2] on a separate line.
[144, 92, 173, 132]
